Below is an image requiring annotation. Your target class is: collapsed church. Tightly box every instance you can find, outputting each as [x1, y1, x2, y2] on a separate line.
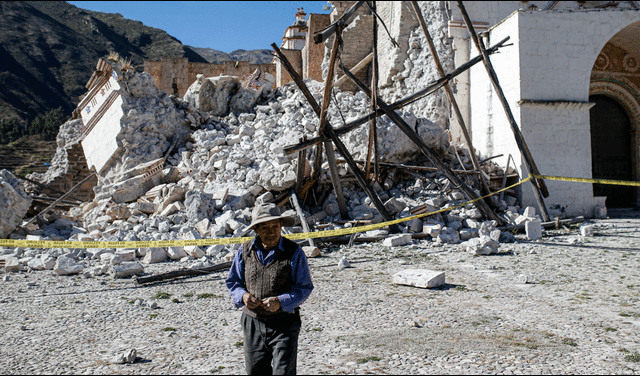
[266, 0, 640, 217]
[17, 0, 640, 241]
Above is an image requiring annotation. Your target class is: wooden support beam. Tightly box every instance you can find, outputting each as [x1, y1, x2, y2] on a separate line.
[283, 37, 510, 157]
[339, 62, 503, 225]
[367, 0, 380, 181]
[272, 34, 395, 226]
[318, 26, 349, 220]
[22, 173, 96, 228]
[136, 261, 232, 284]
[295, 136, 307, 195]
[313, 1, 365, 44]
[334, 53, 373, 89]
[290, 190, 315, 248]
[410, 0, 495, 207]
[456, 1, 550, 221]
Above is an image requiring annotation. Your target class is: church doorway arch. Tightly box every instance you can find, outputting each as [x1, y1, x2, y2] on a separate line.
[589, 94, 634, 207]
[590, 19, 640, 207]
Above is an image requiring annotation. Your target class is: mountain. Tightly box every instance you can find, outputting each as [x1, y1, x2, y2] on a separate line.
[0, 1, 207, 124]
[188, 46, 274, 64]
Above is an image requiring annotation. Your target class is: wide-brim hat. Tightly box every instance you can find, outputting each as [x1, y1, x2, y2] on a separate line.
[247, 203, 295, 230]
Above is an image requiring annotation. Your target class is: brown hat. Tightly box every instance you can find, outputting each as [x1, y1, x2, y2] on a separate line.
[247, 203, 295, 230]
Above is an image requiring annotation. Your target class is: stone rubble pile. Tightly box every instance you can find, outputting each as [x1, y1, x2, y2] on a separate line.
[0, 68, 545, 278]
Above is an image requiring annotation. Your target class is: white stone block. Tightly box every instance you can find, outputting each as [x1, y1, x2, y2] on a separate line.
[115, 249, 136, 262]
[303, 246, 321, 258]
[408, 218, 423, 233]
[580, 224, 595, 237]
[392, 269, 445, 289]
[523, 206, 536, 218]
[111, 262, 144, 279]
[53, 256, 84, 275]
[141, 248, 167, 264]
[422, 223, 442, 237]
[167, 247, 188, 260]
[383, 234, 412, 247]
[525, 220, 543, 240]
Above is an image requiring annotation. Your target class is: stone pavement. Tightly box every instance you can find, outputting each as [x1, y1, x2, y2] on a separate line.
[1, 215, 639, 374]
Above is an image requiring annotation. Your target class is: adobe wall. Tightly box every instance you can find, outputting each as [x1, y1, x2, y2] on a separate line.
[303, 13, 331, 82]
[276, 49, 302, 87]
[144, 58, 276, 98]
[45, 143, 97, 202]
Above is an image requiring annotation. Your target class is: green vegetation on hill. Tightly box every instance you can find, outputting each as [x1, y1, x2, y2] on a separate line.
[0, 107, 67, 145]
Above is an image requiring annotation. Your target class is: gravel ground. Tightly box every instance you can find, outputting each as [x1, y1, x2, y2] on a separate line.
[1, 210, 640, 375]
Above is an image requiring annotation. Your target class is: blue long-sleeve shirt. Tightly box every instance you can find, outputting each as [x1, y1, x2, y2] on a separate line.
[225, 237, 314, 313]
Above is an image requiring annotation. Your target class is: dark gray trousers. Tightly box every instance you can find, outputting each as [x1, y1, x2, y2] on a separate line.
[241, 312, 301, 375]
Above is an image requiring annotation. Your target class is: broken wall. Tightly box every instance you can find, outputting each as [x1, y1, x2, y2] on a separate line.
[27, 119, 97, 202]
[144, 57, 275, 98]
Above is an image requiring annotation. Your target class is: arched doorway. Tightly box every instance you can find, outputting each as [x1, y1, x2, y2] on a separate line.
[589, 94, 634, 207]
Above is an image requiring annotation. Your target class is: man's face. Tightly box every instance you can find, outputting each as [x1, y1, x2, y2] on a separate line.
[254, 219, 282, 249]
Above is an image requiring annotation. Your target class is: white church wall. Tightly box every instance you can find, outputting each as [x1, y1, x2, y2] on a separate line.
[474, 8, 640, 217]
[81, 95, 124, 174]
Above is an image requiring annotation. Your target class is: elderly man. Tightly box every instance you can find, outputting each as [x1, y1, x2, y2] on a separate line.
[226, 203, 314, 375]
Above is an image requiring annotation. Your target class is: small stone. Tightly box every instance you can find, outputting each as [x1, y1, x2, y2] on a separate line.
[3, 275, 9, 282]
[516, 274, 530, 284]
[303, 246, 321, 258]
[580, 224, 595, 237]
[150, 302, 158, 309]
[4, 257, 21, 273]
[338, 257, 350, 269]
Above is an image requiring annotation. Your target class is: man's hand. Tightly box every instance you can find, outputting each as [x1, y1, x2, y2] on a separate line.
[262, 297, 281, 312]
[242, 293, 262, 309]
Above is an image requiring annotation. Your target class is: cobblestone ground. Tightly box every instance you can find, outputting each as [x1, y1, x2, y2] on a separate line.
[1, 211, 640, 374]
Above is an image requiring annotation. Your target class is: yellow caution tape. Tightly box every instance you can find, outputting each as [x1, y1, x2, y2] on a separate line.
[0, 177, 531, 249]
[532, 174, 640, 187]
[2, 173, 636, 249]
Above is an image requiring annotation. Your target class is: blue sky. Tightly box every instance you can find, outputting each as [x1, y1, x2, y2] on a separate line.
[68, 1, 332, 53]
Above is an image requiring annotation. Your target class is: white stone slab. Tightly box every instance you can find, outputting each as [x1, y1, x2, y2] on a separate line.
[382, 234, 412, 247]
[525, 220, 543, 240]
[392, 269, 445, 289]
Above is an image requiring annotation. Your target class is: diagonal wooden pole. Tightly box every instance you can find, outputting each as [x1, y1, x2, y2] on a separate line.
[410, 0, 496, 207]
[456, 1, 550, 221]
[318, 27, 349, 220]
[272, 40, 395, 224]
[365, 0, 379, 182]
[339, 61, 503, 224]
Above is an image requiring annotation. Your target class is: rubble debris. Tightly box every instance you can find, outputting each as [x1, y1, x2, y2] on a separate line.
[392, 269, 445, 289]
[0, 51, 554, 279]
[0, 170, 33, 238]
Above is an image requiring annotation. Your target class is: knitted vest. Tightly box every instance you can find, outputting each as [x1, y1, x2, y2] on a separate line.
[242, 237, 300, 319]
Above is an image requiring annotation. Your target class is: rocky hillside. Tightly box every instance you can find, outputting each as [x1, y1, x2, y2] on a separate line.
[0, 1, 207, 124]
[187, 46, 274, 64]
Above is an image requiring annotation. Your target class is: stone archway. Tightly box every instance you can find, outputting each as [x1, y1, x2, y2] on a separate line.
[590, 69, 640, 206]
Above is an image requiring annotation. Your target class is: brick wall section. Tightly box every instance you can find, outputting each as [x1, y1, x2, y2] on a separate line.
[44, 143, 97, 202]
[276, 49, 302, 87]
[303, 13, 331, 82]
[144, 58, 276, 98]
[337, 14, 374, 92]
